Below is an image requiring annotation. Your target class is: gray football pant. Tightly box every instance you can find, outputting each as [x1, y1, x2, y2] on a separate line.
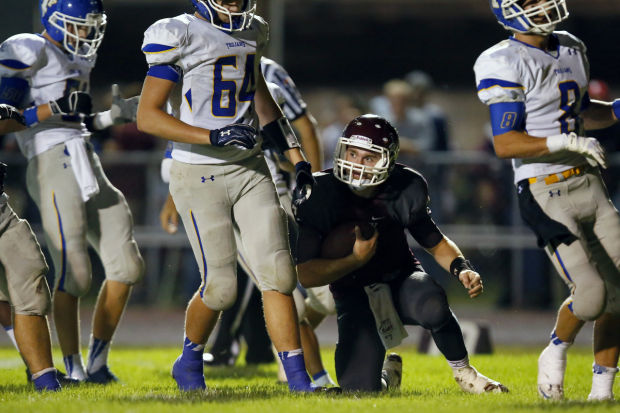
[169, 156, 297, 311]
[0, 201, 51, 315]
[26, 143, 144, 297]
[530, 170, 620, 319]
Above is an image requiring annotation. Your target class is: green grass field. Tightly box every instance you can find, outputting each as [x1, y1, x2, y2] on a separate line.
[0, 346, 616, 413]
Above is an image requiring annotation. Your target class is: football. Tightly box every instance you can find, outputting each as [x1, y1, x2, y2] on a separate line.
[320, 221, 375, 259]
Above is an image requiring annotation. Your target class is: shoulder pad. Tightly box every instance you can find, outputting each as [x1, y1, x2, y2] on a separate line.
[142, 15, 189, 66]
[474, 41, 525, 105]
[0, 34, 46, 76]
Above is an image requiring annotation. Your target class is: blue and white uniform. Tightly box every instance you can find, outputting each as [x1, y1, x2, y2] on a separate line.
[475, 32, 590, 184]
[474, 32, 620, 320]
[0, 33, 144, 301]
[142, 13, 268, 164]
[0, 33, 92, 159]
[144, 13, 297, 310]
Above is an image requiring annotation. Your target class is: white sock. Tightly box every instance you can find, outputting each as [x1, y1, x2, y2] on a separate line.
[87, 335, 111, 374]
[63, 353, 87, 380]
[448, 356, 470, 372]
[3, 326, 18, 352]
[311, 369, 335, 387]
[31, 367, 56, 380]
[590, 363, 618, 399]
[545, 331, 571, 360]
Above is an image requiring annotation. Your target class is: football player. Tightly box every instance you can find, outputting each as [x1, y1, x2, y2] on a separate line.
[294, 114, 508, 394]
[0, 0, 145, 383]
[0, 107, 60, 391]
[475, 0, 620, 401]
[137, 0, 319, 392]
[159, 60, 336, 388]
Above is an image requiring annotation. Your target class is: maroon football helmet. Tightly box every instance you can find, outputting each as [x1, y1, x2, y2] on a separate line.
[333, 114, 400, 188]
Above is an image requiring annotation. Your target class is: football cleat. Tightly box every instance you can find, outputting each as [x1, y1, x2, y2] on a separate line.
[537, 345, 566, 400]
[381, 353, 402, 390]
[85, 365, 119, 385]
[454, 365, 508, 394]
[26, 368, 81, 386]
[312, 386, 342, 394]
[172, 355, 206, 391]
[587, 391, 614, 401]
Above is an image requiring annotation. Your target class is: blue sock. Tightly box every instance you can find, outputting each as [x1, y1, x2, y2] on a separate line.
[278, 349, 312, 392]
[33, 370, 61, 392]
[181, 337, 204, 363]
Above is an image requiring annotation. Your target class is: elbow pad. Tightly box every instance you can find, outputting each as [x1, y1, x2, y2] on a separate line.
[262, 116, 300, 154]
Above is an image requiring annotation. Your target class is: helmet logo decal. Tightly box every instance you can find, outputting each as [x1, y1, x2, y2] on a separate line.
[349, 135, 372, 145]
[41, 0, 58, 17]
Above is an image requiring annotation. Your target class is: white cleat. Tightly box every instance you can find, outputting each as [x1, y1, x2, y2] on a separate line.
[587, 392, 614, 401]
[454, 365, 509, 394]
[381, 353, 402, 391]
[537, 345, 566, 400]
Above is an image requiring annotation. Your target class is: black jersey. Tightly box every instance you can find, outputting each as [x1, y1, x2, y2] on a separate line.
[295, 164, 443, 294]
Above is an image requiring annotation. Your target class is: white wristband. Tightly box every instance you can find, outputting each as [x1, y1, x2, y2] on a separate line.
[546, 133, 568, 153]
[92, 110, 114, 130]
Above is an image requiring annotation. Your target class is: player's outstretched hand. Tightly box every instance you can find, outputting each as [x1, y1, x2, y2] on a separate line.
[110, 84, 140, 124]
[0, 104, 25, 125]
[547, 132, 607, 169]
[459, 270, 483, 298]
[210, 124, 257, 150]
[160, 193, 179, 234]
[351, 225, 379, 266]
[49, 91, 92, 117]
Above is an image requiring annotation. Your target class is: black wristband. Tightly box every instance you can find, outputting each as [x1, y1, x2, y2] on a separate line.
[450, 257, 473, 277]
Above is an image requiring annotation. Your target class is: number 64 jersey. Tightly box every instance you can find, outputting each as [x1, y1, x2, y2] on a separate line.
[474, 31, 591, 184]
[142, 13, 269, 165]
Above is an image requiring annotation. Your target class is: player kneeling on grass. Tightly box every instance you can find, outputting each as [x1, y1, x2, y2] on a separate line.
[294, 114, 509, 393]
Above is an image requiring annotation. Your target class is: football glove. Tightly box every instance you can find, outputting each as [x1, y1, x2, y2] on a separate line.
[209, 124, 258, 150]
[110, 84, 139, 124]
[546, 132, 607, 169]
[49, 91, 92, 117]
[0, 104, 25, 125]
[292, 161, 315, 207]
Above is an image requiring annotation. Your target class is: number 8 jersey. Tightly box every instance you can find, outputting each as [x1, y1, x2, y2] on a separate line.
[474, 31, 591, 183]
[142, 13, 268, 164]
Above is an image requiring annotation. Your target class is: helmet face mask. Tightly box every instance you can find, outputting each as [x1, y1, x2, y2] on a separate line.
[192, 0, 256, 32]
[491, 0, 569, 35]
[333, 115, 399, 189]
[41, 0, 106, 58]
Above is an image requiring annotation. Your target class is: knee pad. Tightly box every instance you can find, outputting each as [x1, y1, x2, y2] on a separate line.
[12, 275, 51, 316]
[256, 249, 296, 294]
[572, 280, 606, 321]
[416, 293, 452, 330]
[56, 246, 91, 298]
[201, 268, 238, 311]
[105, 240, 144, 286]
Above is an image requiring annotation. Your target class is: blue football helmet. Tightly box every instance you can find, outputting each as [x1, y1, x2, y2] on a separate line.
[490, 0, 568, 35]
[192, 0, 256, 32]
[40, 0, 107, 58]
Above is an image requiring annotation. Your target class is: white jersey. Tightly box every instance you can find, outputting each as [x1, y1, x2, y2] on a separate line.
[474, 31, 590, 183]
[261, 57, 307, 121]
[0, 34, 94, 160]
[142, 14, 269, 165]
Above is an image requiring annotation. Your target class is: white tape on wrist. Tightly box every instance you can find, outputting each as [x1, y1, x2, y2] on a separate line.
[93, 110, 114, 130]
[546, 133, 568, 153]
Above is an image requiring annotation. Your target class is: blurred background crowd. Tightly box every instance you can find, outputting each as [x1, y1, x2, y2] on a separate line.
[1, 0, 619, 313]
